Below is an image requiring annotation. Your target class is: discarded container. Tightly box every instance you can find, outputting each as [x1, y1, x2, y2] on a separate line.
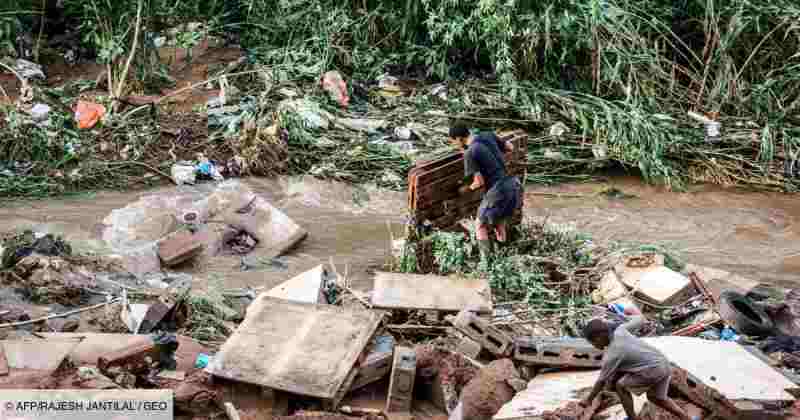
[171, 164, 197, 185]
[321, 70, 349, 107]
[74, 101, 106, 129]
[194, 353, 210, 369]
[29, 103, 51, 121]
[196, 159, 224, 181]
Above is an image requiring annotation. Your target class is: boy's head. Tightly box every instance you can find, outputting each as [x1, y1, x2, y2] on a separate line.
[449, 122, 470, 150]
[583, 318, 612, 349]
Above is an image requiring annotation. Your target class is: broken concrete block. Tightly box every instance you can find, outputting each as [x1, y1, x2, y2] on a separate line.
[386, 346, 416, 413]
[264, 264, 329, 304]
[615, 260, 694, 306]
[351, 335, 395, 392]
[451, 310, 513, 357]
[639, 399, 705, 420]
[158, 230, 206, 266]
[372, 271, 492, 313]
[513, 336, 604, 368]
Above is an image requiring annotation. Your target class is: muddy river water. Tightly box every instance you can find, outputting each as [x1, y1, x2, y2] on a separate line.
[1, 175, 799, 291]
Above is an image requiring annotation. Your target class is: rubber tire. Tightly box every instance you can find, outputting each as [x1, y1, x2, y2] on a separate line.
[718, 290, 775, 337]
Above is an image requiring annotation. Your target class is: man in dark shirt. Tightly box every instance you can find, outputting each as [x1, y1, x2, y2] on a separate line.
[449, 123, 523, 268]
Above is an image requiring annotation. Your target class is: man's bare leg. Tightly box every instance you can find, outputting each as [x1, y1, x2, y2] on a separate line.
[476, 223, 493, 269]
[650, 397, 691, 420]
[614, 381, 638, 420]
[494, 222, 507, 243]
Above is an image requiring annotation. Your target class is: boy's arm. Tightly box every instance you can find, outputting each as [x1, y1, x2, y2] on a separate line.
[582, 348, 622, 406]
[621, 315, 645, 334]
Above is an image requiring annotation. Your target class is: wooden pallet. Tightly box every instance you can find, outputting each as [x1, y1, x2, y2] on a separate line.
[408, 130, 528, 231]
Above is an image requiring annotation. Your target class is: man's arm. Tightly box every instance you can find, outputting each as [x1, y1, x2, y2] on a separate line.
[621, 315, 645, 335]
[460, 146, 484, 194]
[582, 348, 623, 406]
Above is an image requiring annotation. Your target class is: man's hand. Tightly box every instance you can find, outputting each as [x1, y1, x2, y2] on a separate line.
[458, 184, 472, 195]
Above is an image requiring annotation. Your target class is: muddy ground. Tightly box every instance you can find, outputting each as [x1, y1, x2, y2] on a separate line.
[1, 176, 800, 294]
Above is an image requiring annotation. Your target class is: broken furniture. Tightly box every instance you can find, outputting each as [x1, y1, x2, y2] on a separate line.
[407, 130, 528, 232]
[206, 297, 383, 409]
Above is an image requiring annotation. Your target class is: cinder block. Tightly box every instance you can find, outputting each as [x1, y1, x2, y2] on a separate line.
[386, 346, 416, 413]
[513, 336, 604, 368]
[451, 310, 513, 357]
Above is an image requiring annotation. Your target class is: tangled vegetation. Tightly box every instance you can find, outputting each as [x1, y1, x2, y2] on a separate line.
[2, 0, 800, 198]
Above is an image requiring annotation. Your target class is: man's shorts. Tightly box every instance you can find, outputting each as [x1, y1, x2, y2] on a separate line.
[617, 364, 671, 400]
[477, 176, 523, 226]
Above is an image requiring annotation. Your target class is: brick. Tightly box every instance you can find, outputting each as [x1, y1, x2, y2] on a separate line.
[350, 335, 395, 391]
[386, 346, 416, 413]
[157, 230, 206, 267]
[451, 310, 513, 357]
[513, 336, 604, 368]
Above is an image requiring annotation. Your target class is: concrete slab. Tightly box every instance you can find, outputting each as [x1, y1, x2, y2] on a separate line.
[263, 264, 328, 304]
[643, 336, 797, 402]
[206, 296, 383, 400]
[492, 370, 599, 420]
[615, 261, 693, 306]
[493, 370, 646, 420]
[371, 271, 492, 313]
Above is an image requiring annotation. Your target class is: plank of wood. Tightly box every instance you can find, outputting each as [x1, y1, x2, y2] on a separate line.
[0, 346, 8, 376]
[371, 271, 492, 313]
[206, 297, 383, 400]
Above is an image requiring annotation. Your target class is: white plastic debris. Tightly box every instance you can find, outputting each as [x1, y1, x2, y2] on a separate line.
[29, 103, 51, 121]
[394, 126, 413, 140]
[548, 122, 569, 137]
[15, 58, 45, 80]
[171, 164, 196, 185]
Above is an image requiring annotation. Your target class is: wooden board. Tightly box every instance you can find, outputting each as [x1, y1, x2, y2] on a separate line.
[371, 271, 492, 313]
[408, 132, 528, 229]
[206, 297, 383, 400]
[643, 336, 798, 402]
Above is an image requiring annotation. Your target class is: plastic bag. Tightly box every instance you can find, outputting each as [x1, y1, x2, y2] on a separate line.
[74, 101, 106, 129]
[321, 70, 349, 107]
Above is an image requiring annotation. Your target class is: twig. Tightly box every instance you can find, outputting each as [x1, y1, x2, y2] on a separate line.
[328, 257, 372, 308]
[111, 0, 144, 112]
[0, 298, 121, 329]
[100, 161, 176, 184]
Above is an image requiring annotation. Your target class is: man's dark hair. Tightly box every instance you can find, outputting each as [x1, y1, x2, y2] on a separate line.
[583, 318, 610, 341]
[449, 122, 469, 138]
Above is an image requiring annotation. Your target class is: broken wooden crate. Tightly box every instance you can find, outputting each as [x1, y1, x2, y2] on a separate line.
[205, 297, 383, 407]
[407, 130, 528, 231]
[371, 271, 492, 314]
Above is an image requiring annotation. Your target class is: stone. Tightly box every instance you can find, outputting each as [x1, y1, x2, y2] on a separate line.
[461, 359, 518, 420]
[157, 230, 206, 267]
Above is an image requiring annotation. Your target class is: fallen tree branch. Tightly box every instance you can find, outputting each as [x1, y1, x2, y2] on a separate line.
[0, 298, 121, 329]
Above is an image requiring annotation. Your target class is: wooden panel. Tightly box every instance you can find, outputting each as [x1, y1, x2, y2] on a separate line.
[371, 271, 492, 313]
[206, 297, 383, 400]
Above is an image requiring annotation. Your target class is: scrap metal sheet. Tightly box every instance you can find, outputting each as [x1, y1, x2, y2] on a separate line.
[206, 297, 382, 399]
